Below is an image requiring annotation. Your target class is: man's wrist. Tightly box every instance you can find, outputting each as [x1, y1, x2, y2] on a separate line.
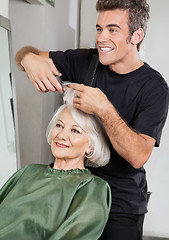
[97, 99, 113, 120]
[15, 46, 39, 71]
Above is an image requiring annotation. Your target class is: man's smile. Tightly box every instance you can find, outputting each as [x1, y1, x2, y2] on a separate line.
[99, 46, 114, 54]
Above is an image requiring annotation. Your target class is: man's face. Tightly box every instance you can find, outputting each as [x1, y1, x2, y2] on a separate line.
[96, 9, 133, 70]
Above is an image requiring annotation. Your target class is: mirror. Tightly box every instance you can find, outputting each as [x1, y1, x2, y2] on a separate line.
[0, 15, 19, 188]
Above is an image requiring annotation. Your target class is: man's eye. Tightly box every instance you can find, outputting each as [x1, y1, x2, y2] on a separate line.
[96, 28, 102, 32]
[110, 29, 116, 33]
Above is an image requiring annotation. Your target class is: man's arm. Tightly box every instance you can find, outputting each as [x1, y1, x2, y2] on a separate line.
[98, 100, 155, 169]
[15, 46, 63, 93]
[69, 84, 155, 169]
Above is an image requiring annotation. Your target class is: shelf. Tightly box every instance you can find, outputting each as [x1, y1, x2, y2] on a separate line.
[23, 0, 43, 5]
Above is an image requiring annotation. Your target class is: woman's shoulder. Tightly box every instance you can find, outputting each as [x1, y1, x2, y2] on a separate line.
[91, 174, 111, 190]
[78, 171, 111, 191]
[20, 164, 48, 175]
[77, 173, 111, 209]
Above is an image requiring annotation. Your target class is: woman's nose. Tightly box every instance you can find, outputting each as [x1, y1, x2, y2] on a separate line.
[57, 128, 68, 140]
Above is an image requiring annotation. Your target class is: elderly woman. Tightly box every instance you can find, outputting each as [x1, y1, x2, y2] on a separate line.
[0, 89, 111, 240]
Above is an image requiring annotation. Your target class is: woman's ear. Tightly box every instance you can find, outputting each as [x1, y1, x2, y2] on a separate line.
[131, 28, 144, 45]
[85, 145, 94, 155]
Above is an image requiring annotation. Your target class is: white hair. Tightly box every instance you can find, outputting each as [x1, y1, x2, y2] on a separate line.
[46, 88, 110, 167]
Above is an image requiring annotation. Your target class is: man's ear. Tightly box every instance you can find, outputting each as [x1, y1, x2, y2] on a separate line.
[131, 28, 144, 45]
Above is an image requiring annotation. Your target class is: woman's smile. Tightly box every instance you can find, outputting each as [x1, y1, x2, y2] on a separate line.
[55, 142, 70, 148]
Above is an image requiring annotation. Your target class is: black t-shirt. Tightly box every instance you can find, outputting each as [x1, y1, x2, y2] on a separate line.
[50, 48, 169, 215]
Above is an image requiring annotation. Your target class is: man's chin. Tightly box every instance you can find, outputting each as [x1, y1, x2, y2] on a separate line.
[99, 58, 111, 66]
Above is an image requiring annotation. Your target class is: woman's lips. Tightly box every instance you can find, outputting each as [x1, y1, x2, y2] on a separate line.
[55, 142, 70, 148]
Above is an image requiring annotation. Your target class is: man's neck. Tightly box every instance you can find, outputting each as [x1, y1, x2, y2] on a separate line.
[109, 55, 144, 74]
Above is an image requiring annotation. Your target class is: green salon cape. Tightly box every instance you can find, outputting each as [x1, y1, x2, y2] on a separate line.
[0, 164, 111, 240]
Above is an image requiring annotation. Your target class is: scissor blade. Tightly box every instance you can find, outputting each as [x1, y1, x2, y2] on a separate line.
[55, 75, 63, 86]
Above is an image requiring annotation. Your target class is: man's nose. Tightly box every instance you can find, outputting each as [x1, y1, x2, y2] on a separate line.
[97, 30, 108, 41]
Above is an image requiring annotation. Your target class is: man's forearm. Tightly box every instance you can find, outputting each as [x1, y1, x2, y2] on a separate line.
[15, 46, 40, 71]
[98, 101, 155, 168]
[15, 46, 63, 93]
[15, 46, 50, 71]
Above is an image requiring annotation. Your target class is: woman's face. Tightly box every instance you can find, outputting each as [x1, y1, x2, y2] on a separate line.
[51, 108, 91, 163]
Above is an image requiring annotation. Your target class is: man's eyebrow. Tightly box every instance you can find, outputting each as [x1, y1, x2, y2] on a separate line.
[107, 24, 120, 29]
[96, 24, 121, 29]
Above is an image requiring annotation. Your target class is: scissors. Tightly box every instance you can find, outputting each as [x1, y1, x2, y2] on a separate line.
[55, 75, 75, 92]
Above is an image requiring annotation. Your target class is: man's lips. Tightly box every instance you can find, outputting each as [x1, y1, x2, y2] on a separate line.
[100, 47, 114, 53]
[55, 142, 70, 148]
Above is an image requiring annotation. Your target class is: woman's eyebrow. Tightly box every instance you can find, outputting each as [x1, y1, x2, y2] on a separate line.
[72, 124, 87, 133]
[72, 124, 83, 129]
[57, 119, 64, 124]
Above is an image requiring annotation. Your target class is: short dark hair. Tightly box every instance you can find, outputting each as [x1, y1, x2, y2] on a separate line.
[96, 0, 150, 51]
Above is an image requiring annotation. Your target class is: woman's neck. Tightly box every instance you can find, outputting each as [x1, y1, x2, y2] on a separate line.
[53, 158, 85, 171]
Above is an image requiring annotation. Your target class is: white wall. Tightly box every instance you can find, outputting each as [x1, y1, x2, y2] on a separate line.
[80, 0, 169, 238]
[80, 0, 98, 48]
[0, 0, 8, 18]
[143, 0, 169, 238]
[9, 0, 79, 167]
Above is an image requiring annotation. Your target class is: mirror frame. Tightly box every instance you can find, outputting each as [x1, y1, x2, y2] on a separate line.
[0, 14, 20, 168]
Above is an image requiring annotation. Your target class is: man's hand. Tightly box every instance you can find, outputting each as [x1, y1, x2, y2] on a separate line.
[69, 83, 155, 169]
[68, 84, 109, 115]
[19, 51, 64, 93]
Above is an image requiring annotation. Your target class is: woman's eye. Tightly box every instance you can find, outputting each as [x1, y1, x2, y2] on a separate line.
[72, 128, 81, 134]
[56, 123, 62, 128]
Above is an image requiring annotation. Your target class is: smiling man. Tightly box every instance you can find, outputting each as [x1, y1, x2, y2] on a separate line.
[96, 9, 144, 73]
[15, 0, 169, 239]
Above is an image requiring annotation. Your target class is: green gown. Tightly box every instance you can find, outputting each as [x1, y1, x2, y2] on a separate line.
[0, 164, 111, 240]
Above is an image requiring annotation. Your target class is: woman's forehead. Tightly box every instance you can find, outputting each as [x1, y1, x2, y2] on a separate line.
[60, 107, 89, 132]
[58, 108, 85, 126]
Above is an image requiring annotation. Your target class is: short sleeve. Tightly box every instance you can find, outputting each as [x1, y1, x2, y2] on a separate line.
[49, 49, 98, 84]
[133, 79, 169, 146]
[49, 176, 111, 240]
